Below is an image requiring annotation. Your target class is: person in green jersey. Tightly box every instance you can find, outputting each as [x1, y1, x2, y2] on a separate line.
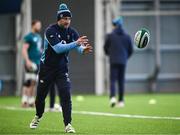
[21, 20, 42, 107]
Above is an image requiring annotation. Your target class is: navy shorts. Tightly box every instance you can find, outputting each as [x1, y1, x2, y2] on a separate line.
[38, 62, 71, 89]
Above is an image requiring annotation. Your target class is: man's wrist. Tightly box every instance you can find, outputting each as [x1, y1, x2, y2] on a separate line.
[26, 59, 31, 64]
[75, 41, 80, 46]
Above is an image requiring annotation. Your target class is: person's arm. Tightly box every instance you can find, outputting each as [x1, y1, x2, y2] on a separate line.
[72, 28, 86, 54]
[75, 45, 85, 54]
[22, 43, 33, 69]
[45, 28, 88, 54]
[49, 40, 79, 54]
[104, 34, 110, 55]
[71, 28, 93, 54]
[76, 44, 93, 54]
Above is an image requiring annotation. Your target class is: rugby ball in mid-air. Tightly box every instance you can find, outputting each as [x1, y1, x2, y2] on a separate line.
[134, 28, 150, 49]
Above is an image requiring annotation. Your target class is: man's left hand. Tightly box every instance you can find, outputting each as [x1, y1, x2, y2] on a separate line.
[83, 44, 93, 54]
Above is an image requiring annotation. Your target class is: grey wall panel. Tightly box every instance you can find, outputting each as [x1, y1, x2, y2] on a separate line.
[125, 82, 149, 93]
[126, 51, 155, 74]
[32, 0, 95, 93]
[157, 80, 180, 92]
[0, 52, 16, 75]
[159, 15, 180, 92]
[0, 15, 15, 45]
[161, 52, 180, 73]
[161, 16, 180, 44]
[0, 81, 16, 96]
[0, 15, 16, 96]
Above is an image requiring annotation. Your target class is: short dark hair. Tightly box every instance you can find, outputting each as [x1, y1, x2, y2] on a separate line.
[31, 20, 40, 26]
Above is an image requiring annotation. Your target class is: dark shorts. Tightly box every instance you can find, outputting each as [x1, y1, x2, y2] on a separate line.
[23, 63, 39, 86]
[38, 62, 71, 89]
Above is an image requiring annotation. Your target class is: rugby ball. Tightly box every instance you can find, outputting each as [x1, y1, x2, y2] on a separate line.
[134, 28, 150, 49]
[31, 63, 37, 72]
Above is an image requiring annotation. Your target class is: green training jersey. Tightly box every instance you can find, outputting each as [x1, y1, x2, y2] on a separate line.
[23, 32, 42, 65]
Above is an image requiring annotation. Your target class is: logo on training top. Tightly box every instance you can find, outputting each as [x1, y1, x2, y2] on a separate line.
[37, 38, 42, 50]
[58, 34, 61, 38]
[61, 40, 67, 44]
[65, 73, 70, 82]
[67, 35, 70, 40]
[33, 37, 38, 42]
[50, 35, 54, 38]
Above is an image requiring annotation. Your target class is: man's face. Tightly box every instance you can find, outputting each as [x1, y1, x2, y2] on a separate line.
[58, 17, 71, 28]
[33, 22, 42, 32]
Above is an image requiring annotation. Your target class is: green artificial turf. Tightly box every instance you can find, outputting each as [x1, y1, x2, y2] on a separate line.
[0, 94, 180, 135]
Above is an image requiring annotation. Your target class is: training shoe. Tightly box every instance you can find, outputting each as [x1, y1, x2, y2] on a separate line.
[65, 123, 76, 133]
[21, 102, 28, 108]
[117, 101, 125, 108]
[30, 115, 41, 129]
[110, 97, 117, 107]
[29, 103, 35, 108]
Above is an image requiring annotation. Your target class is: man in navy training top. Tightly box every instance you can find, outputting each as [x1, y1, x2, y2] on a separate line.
[30, 3, 92, 133]
[104, 17, 133, 108]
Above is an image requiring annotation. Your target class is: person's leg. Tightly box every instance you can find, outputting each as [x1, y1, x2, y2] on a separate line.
[110, 64, 118, 98]
[35, 82, 50, 117]
[56, 72, 72, 126]
[21, 85, 29, 107]
[22, 78, 32, 107]
[49, 84, 55, 109]
[22, 66, 33, 107]
[56, 83, 61, 105]
[23, 65, 38, 107]
[57, 85, 71, 125]
[28, 80, 36, 107]
[110, 64, 118, 107]
[30, 67, 54, 129]
[56, 72, 75, 133]
[117, 64, 126, 102]
[35, 65, 55, 118]
[53, 83, 62, 112]
[29, 80, 37, 96]
[59, 86, 72, 125]
[30, 65, 40, 107]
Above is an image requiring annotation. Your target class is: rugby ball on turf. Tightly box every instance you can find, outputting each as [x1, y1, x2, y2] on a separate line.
[134, 28, 150, 49]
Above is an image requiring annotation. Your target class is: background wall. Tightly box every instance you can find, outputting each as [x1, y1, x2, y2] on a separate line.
[0, 15, 16, 95]
[0, 0, 180, 96]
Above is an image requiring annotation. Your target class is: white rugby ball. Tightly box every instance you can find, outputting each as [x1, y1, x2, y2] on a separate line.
[31, 63, 37, 71]
[134, 28, 150, 49]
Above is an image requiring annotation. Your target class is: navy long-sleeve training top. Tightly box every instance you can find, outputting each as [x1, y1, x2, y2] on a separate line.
[41, 23, 84, 68]
[104, 25, 133, 65]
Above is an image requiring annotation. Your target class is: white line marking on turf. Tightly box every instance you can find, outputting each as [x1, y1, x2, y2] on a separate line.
[72, 111, 180, 120]
[0, 106, 180, 121]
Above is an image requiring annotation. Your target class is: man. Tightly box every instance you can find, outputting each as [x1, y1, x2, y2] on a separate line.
[29, 3, 92, 133]
[104, 17, 133, 108]
[21, 20, 42, 107]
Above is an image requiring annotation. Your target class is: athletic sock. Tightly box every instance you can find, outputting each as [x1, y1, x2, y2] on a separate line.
[28, 96, 35, 105]
[22, 95, 28, 103]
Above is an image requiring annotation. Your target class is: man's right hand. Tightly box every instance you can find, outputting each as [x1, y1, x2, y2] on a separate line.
[76, 36, 89, 46]
[26, 60, 33, 70]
